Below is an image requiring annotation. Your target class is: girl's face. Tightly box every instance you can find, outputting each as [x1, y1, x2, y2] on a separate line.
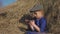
[33, 10, 43, 19]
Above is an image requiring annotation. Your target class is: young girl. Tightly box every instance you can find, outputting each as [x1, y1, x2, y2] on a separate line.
[25, 4, 47, 34]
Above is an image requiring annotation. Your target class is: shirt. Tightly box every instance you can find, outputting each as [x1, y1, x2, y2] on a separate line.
[27, 17, 47, 32]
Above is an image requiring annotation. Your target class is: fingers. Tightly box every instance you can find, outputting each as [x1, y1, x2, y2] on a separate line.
[29, 20, 33, 23]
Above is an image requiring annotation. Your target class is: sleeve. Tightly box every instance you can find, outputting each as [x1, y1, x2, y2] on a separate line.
[40, 18, 47, 32]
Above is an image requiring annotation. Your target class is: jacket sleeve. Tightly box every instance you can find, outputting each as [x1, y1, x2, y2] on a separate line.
[40, 18, 47, 32]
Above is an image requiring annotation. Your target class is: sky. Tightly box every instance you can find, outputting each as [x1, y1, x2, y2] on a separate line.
[0, 0, 16, 7]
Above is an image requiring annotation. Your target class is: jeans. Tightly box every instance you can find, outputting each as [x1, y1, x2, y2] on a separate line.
[25, 31, 47, 34]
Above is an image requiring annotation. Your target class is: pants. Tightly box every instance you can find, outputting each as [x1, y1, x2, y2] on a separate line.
[25, 31, 47, 34]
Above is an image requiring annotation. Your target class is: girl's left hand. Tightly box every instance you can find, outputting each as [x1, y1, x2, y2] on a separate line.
[29, 20, 35, 26]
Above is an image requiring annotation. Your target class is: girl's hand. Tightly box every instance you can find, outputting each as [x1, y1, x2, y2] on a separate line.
[29, 20, 40, 32]
[29, 20, 35, 26]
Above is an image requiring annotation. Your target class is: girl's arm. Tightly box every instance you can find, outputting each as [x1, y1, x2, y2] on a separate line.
[30, 20, 40, 32]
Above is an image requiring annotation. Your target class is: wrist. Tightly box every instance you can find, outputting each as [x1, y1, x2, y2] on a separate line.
[32, 24, 36, 27]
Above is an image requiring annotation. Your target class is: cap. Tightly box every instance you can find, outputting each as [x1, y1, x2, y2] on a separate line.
[30, 3, 43, 12]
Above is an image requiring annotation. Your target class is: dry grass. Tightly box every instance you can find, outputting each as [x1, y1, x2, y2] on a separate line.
[0, 0, 60, 34]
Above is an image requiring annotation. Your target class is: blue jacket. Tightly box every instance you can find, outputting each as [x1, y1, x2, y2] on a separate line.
[27, 17, 47, 32]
